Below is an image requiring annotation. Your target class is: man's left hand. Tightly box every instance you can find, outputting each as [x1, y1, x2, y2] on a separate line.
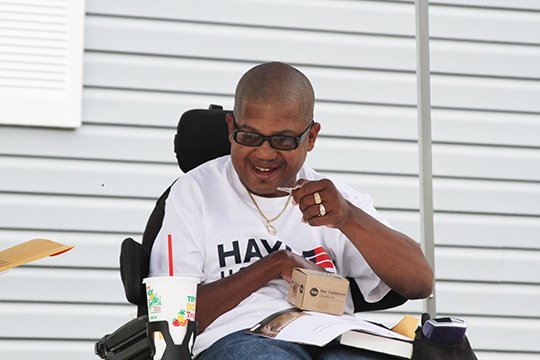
[291, 178, 352, 229]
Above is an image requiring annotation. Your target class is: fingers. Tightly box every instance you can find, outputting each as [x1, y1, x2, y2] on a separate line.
[278, 250, 325, 282]
[292, 179, 327, 208]
[292, 179, 339, 227]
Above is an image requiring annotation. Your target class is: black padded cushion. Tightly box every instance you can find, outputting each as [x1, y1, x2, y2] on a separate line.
[348, 277, 407, 312]
[120, 238, 149, 312]
[174, 108, 231, 173]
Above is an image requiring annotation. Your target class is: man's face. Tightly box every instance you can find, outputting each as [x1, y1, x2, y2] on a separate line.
[226, 101, 319, 197]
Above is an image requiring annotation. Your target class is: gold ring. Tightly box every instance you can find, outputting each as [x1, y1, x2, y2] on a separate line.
[318, 203, 326, 217]
[313, 192, 322, 205]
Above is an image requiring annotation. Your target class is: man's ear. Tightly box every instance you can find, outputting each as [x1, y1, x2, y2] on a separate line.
[307, 122, 321, 152]
[225, 113, 234, 141]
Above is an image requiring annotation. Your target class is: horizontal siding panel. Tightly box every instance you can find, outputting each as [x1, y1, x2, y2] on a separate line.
[385, 211, 540, 250]
[435, 282, 540, 318]
[430, 0, 540, 11]
[86, 0, 416, 36]
[0, 230, 129, 269]
[361, 312, 540, 352]
[0, 340, 97, 360]
[0, 193, 153, 233]
[84, 15, 418, 72]
[2, 126, 539, 183]
[330, 173, 540, 216]
[0, 303, 134, 340]
[432, 39, 540, 79]
[83, 53, 540, 113]
[436, 247, 540, 284]
[0, 124, 175, 163]
[82, 88, 233, 127]
[432, 178, 540, 215]
[85, 15, 540, 79]
[86, 0, 540, 44]
[0, 155, 178, 198]
[2, 268, 127, 304]
[321, 105, 540, 148]
[429, 109, 540, 148]
[313, 140, 540, 182]
[381, 282, 540, 318]
[429, 5, 540, 45]
[83, 88, 540, 149]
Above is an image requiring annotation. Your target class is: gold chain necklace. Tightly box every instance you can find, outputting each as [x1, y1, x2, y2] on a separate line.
[246, 190, 292, 236]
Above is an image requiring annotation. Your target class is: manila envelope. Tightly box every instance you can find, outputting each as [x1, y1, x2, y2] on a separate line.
[0, 239, 74, 272]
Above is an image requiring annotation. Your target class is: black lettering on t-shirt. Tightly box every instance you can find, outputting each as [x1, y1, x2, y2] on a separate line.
[217, 240, 241, 267]
[260, 238, 283, 254]
[244, 238, 263, 262]
[220, 268, 235, 279]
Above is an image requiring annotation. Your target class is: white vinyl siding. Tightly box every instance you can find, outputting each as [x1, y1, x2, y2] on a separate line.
[0, 0, 539, 359]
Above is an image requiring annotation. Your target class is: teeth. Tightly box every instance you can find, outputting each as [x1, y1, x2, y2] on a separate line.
[255, 166, 271, 172]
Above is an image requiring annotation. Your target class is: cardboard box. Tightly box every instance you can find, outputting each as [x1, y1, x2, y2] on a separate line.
[287, 268, 349, 315]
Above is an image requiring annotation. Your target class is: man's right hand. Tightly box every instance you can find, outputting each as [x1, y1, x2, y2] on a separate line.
[195, 249, 324, 333]
[274, 250, 326, 282]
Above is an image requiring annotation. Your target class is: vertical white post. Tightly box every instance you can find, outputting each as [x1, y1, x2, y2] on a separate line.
[415, 0, 437, 318]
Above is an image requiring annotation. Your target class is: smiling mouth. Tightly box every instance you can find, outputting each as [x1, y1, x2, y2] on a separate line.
[253, 164, 279, 177]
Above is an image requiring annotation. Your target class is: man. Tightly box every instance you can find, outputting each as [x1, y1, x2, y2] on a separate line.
[149, 62, 433, 359]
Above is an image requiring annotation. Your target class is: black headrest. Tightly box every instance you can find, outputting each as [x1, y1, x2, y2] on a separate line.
[174, 108, 232, 173]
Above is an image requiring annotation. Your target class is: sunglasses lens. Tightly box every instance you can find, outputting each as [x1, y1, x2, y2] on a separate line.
[235, 131, 263, 146]
[270, 136, 297, 150]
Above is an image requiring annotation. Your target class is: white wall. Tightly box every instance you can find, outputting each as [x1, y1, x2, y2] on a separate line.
[1, 1, 539, 359]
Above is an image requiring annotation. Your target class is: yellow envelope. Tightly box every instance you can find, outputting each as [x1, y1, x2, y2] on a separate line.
[0, 239, 74, 272]
[391, 315, 420, 339]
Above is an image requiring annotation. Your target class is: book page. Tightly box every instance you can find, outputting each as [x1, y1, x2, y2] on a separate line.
[248, 308, 412, 347]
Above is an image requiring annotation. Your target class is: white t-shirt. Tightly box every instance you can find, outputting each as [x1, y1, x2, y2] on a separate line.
[149, 156, 391, 357]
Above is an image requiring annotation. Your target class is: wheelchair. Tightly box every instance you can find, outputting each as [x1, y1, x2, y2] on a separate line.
[95, 105, 407, 360]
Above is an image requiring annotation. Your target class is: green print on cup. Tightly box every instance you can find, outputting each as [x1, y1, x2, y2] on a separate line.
[147, 288, 162, 312]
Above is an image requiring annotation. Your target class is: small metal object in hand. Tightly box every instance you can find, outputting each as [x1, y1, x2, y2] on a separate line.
[318, 204, 326, 217]
[277, 185, 302, 194]
[313, 192, 322, 205]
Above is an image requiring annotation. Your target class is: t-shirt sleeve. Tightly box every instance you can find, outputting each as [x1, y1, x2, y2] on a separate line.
[148, 181, 205, 282]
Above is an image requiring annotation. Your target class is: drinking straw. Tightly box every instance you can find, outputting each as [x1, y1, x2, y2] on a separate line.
[168, 234, 174, 276]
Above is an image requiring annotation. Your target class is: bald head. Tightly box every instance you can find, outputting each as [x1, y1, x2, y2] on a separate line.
[234, 62, 315, 123]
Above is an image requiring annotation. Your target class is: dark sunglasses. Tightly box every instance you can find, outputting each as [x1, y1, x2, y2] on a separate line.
[232, 115, 314, 151]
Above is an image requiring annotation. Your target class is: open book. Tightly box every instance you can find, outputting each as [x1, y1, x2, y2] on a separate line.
[247, 308, 416, 359]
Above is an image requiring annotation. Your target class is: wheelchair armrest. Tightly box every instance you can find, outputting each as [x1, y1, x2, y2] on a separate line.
[347, 277, 407, 312]
[120, 238, 149, 311]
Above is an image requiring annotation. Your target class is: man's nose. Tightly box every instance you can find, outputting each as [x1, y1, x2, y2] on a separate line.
[254, 138, 278, 158]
